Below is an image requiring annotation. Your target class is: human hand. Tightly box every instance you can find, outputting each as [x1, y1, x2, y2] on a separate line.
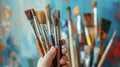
[37, 40, 70, 67]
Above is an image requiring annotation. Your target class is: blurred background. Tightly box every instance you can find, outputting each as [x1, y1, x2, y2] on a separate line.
[0, 0, 120, 67]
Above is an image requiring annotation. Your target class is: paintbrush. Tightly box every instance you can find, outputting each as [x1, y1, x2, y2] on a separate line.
[82, 13, 95, 67]
[96, 18, 111, 66]
[45, 4, 55, 46]
[73, 6, 85, 66]
[98, 18, 111, 60]
[31, 9, 49, 53]
[25, 9, 45, 57]
[82, 13, 94, 49]
[98, 30, 117, 67]
[35, 10, 50, 51]
[51, 9, 62, 67]
[91, 1, 102, 67]
[66, 6, 79, 67]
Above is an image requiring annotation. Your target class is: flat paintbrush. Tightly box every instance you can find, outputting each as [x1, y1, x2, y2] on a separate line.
[36, 10, 50, 51]
[98, 30, 117, 67]
[25, 9, 45, 57]
[82, 13, 94, 67]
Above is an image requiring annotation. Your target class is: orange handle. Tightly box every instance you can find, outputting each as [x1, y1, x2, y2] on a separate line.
[36, 38, 45, 57]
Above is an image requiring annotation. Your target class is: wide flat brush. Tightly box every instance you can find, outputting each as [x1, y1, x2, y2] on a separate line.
[97, 18, 111, 65]
[31, 9, 49, 53]
[36, 10, 50, 51]
[25, 9, 45, 57]
[98, 30, 117, 67]
[82, 13, 94, 67]
[82, 13, 94, 49]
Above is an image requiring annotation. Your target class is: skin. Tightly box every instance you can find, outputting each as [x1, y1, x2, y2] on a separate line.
[37, 40, 70, 67]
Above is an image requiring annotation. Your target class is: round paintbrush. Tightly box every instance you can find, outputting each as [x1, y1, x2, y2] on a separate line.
[51, 9, 59, 27]
[66, 7, 71, 20]
[45, 4, 55, 47]
[73, 6, 80, 17]
[51, 9, 61, 67]
[66, 6, 79, 67]
[91, 1, 97, 8]
[73, 6, 85, 66]
[66, 6, 77, 35]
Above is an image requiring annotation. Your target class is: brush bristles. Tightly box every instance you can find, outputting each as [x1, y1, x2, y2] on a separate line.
[31, 9, 36, 16]
[36, 11, 47, 24]
[25, 9, 33, 20]
[83, 13, 94, 27]
[91, 1, 97, 8]
[66, 6, 71, 20]
[51, 9, 60, 26]
[73, 6, 80, 16]
[45, 4, 50, 15]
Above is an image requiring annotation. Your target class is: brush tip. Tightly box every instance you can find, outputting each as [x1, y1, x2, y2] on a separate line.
[51, 9, 60, 19]
[36, 10, 46, 24]
[73, 6, 80, 16]
[66, 6, 71, 11]
[45, 4, 50, 9]
[66, 6, 71, 19]
[31, 9, 36, 16]
[91, 1, 97, 8]
[83, 13, 94, 27]
[51, 9, 60, 26]
[25, 9, 33, 20]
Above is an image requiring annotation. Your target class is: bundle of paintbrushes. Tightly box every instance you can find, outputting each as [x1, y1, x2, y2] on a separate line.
[24, 1, 118, 67]
[24, 4, 62, 67]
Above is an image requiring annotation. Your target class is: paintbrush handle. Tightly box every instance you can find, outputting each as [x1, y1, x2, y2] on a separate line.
[97, 31, 117, 67]
[59, 40, 63, 67]
[36, 37, 45, 57]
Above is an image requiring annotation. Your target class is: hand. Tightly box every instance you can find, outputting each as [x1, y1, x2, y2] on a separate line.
[37, 40, 70, 67]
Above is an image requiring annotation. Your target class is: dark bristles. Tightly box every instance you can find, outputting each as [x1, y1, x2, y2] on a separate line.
[66, 6, 71, 12]
[25, 9, 33, 20]
[101, 18, 111, 33]
[66, 6, 71, 19]
[83, 13, 94, 27]
[31, 9, 36, 16]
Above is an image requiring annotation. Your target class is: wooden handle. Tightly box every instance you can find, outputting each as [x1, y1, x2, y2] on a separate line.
[36, 38, 45, 57]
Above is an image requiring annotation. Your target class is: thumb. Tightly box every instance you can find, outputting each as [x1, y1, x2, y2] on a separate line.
[42, 46, 57, 66]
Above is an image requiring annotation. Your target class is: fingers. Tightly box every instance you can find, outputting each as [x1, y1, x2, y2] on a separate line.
[41, 46, 57, 66]
[60, 55, 69, 65]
